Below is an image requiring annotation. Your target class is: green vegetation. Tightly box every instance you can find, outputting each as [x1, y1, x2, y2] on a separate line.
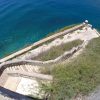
[33, 39, 83, 61]
[42, 37, 100, 100]
[57, 24, 78, 32]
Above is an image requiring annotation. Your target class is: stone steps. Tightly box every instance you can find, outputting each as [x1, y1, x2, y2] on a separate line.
[5, 64, 40, 74]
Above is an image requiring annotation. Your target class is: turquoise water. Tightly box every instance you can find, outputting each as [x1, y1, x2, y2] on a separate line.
[0, 0, 100, 58]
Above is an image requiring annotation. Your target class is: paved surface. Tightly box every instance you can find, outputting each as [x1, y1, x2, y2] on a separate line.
[84, 87, 100, 100]
[4, 76, 21, 92]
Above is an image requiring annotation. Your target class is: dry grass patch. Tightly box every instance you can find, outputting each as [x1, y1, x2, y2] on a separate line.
[33, 40, 83, 61]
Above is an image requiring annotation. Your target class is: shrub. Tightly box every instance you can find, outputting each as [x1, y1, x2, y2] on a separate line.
[47, 37, 100, 99]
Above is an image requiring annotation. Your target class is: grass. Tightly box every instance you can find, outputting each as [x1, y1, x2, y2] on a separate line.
[33, 39, 83, 61]
[47, 37, 100, 99]
[57, 24, 79, 32]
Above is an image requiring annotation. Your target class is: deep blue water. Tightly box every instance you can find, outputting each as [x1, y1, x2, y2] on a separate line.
[0, 0, 100, 58]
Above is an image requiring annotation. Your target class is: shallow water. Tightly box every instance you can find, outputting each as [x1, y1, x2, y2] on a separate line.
[0, 0, 100, 58]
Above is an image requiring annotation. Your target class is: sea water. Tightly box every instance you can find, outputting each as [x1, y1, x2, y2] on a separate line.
[0, 0, 100, 58]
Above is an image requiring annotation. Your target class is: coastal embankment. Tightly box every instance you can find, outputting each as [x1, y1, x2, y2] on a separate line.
[0, 21, 100, 99]
[0, 23, 85, 63]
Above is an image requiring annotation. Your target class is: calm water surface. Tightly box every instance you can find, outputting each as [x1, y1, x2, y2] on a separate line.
[0, 0, 100, 58]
